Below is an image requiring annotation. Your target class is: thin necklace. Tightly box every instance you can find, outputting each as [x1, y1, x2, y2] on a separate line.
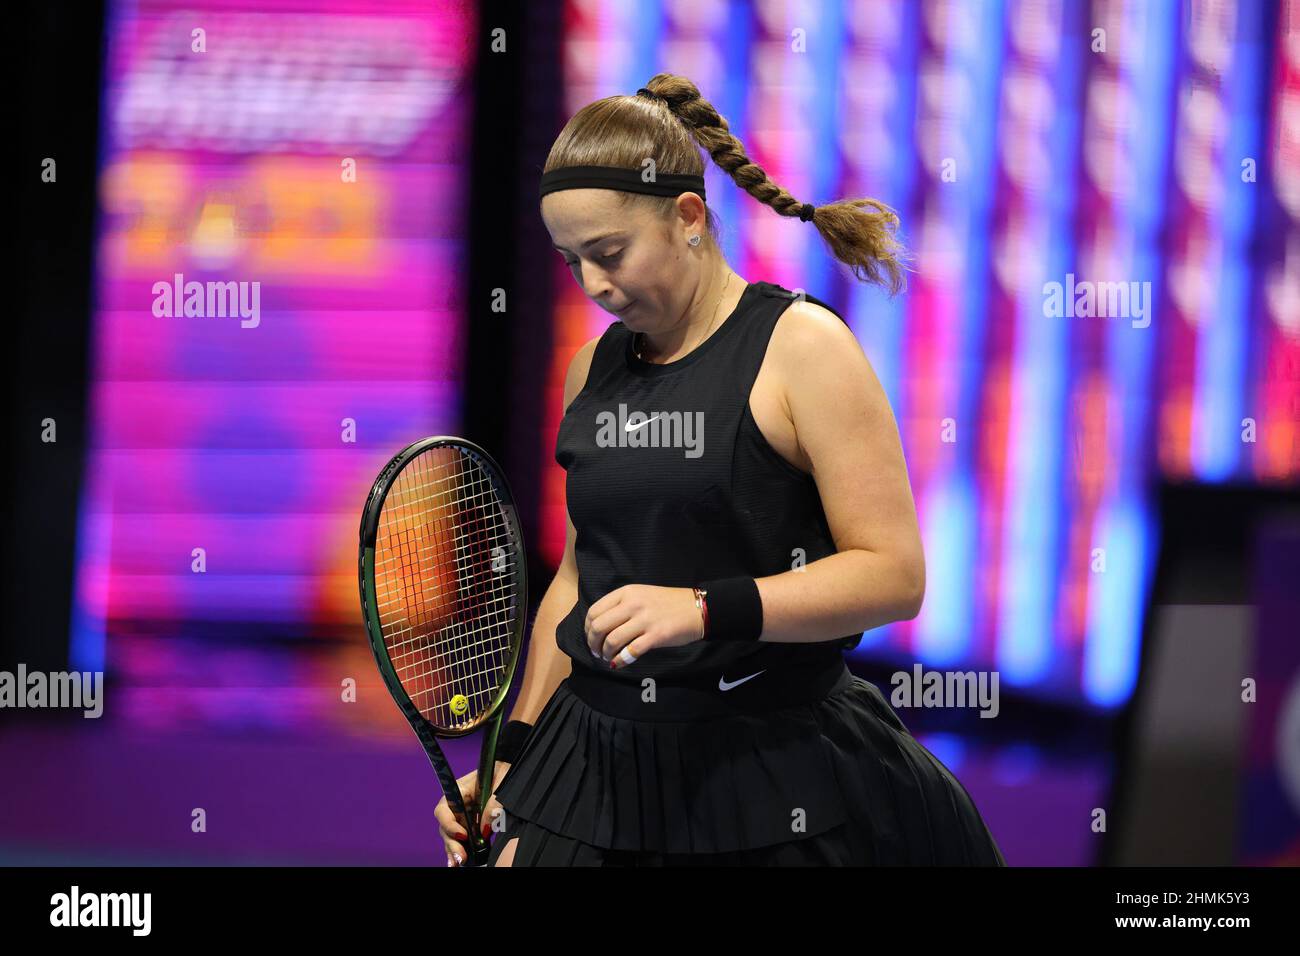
[635, 272, 734, 363]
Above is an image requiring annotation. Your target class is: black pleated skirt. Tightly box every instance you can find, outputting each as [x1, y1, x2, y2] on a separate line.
[488, 673, 1006, 867]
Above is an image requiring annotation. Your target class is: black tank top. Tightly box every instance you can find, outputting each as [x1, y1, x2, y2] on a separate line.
[554, 280, 863, 684]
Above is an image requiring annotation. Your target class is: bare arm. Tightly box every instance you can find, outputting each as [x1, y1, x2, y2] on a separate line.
[506, 335, 600, 722]
[753, 302, 926, 644]
[506, 511, 577, 723]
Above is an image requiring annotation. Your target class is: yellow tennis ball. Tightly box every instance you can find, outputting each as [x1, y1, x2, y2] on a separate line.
[450, 694, 469, 716]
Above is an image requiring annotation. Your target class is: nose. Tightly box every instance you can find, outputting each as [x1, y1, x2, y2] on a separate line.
[576, 264, 616, 306]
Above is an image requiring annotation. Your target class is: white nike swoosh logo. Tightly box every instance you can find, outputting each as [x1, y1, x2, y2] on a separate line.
[625, 415, 661, 432]
[718, 670, 766, 692]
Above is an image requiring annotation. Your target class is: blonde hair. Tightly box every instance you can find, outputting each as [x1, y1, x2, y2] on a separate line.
[543, 72, 909, 295]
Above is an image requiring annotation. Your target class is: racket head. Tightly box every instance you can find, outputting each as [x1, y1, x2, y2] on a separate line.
[358, 436, 527, 739]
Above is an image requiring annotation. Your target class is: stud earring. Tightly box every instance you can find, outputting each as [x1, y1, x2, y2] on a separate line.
[688, 235, 701, 247]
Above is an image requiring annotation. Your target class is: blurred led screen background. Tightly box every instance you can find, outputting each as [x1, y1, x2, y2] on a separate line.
[66, 0, 1298, 726]
[72, 0, 477, 728]
[538, 0, 1298, 711]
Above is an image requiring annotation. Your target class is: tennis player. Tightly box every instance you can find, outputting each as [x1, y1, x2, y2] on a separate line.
[438, 73, 1006, 867]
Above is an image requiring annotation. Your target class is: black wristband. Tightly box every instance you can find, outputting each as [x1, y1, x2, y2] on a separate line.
[494, 719, 534, 764]
[699, 576, 763, 641]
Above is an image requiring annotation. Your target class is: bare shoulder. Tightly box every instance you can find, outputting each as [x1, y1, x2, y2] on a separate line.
[773, 298, 858, 345]
[562, 334, 602, 412]
[768, 298, 870, 404]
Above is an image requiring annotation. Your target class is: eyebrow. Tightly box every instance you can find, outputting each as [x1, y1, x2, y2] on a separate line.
[552, 231, 625, 253]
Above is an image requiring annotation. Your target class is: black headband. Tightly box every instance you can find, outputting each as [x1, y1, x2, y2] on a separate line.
[538, 164, 707, 203]
[538, 89, 817, 222]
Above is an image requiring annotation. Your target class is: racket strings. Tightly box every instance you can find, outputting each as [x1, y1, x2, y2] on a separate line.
[373, 446, 519, 730]
[409, 449, 511, 722]
[379, 588, 517, 653]
[380, 451, 510, 726]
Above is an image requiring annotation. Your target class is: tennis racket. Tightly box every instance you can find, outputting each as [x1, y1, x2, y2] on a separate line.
[358, 436, 528, 867]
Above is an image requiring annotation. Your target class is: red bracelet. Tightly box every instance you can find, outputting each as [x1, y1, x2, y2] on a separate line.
[693, 586, 710, 639]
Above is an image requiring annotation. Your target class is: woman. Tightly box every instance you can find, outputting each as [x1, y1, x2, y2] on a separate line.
[436, 73, 1006, 867]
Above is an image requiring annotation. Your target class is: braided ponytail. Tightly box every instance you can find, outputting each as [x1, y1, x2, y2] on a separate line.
[542, 72, 910, 295]
[639, 73, 909, 295]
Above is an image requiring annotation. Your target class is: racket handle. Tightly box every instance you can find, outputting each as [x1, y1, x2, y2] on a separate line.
[467, 828, 494, 867]
[462, 709, 506, 868]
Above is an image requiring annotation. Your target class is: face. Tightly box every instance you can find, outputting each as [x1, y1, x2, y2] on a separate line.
[542, 189, 705, 329]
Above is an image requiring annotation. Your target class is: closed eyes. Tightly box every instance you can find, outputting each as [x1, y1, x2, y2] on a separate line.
[562, 249, 623, 268]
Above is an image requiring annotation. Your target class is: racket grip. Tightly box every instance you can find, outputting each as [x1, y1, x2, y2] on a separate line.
[467, 830, 494, 867]
[462, 709, 507, 867]
[457, 800, 491, 867]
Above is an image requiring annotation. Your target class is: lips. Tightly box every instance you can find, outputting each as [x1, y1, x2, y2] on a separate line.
[614, 302, 635, 315]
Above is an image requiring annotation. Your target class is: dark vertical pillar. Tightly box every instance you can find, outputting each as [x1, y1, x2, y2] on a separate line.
[464, 0, 563, 597]
[5, 1, 107, 672]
